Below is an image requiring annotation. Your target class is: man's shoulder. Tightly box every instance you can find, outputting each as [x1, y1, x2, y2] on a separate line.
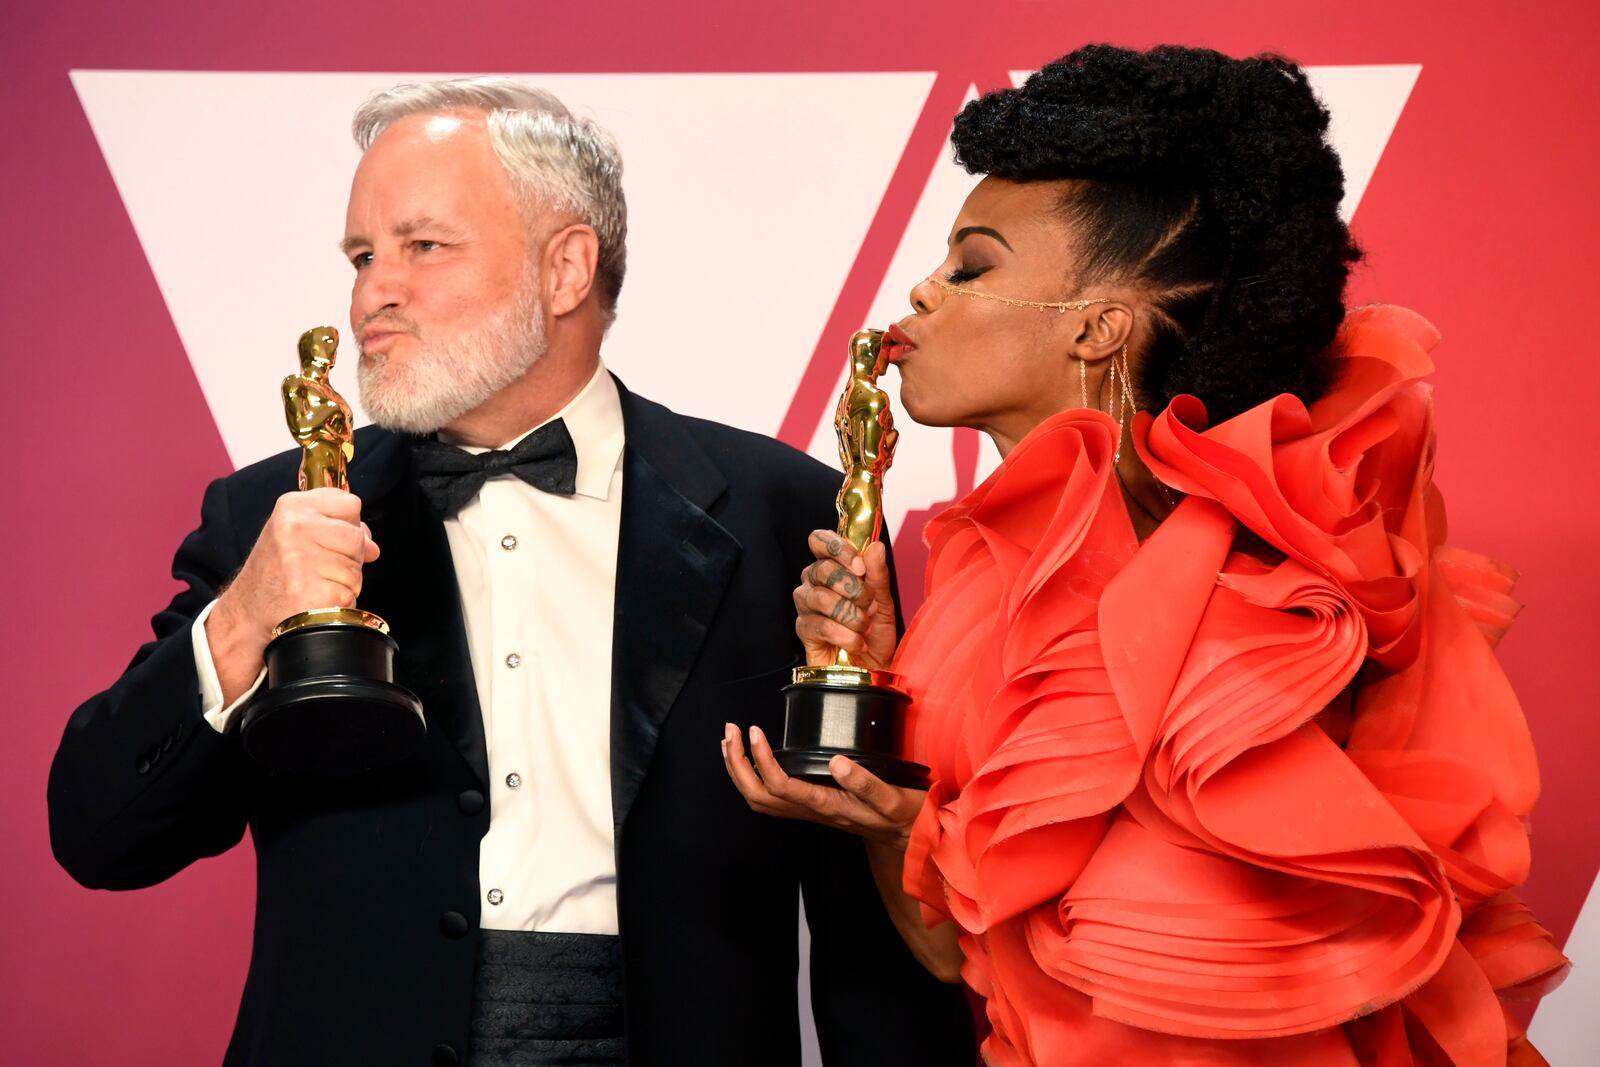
[682, 415, 836, 487]
[214, 426, 411, 500]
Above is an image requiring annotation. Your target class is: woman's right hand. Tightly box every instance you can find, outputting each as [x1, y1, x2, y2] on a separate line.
[794, 530, 898, 668]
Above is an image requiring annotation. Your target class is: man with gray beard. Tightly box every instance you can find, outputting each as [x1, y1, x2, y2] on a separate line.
[47, 78, 974, 1066]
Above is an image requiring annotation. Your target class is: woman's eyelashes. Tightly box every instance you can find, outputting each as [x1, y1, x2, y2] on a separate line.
[944, 265, 992, 285]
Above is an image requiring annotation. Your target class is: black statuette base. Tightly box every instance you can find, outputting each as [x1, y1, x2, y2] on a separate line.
[238, 622, 425, 777]
[776, 680, 930, 790]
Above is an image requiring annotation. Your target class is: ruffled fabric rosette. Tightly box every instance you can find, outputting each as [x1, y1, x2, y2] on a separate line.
[898, 306, 1567, 1066]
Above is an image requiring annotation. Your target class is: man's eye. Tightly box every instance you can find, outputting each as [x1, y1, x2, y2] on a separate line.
[413, 240, 440, 252]
[945, 266, 989, 285]
[351, 252, 373, 269]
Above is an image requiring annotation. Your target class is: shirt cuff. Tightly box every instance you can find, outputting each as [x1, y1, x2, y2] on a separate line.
[192, 600, 265, 734]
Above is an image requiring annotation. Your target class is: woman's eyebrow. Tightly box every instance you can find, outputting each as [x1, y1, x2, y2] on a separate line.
[953, 226, 1014, 252]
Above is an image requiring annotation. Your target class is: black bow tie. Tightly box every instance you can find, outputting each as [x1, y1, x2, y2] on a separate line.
[412, 419, 579, 518]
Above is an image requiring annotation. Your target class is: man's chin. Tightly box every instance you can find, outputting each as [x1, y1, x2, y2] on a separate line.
[361, 386, 456, 436]
[365, 410, 446, 436]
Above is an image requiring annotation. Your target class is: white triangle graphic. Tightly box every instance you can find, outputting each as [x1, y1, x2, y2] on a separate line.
[1527, 869, 1598, 1061]
[72, 70, 935, 469]
[1302, 64, 1421, 222]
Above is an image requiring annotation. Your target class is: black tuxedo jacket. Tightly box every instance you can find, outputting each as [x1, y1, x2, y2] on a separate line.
[48, 382, 974, 1066]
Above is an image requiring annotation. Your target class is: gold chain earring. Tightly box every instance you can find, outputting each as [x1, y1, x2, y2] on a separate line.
[1107, 352, 1122, 463]
[1078, 356, 1089, 410]
[1117, 345, 1137, 418]
[1107, 344, 1138, 464]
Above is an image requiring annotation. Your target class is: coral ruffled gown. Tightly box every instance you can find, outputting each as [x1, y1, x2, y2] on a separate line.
[897, 307, 1568, 1066]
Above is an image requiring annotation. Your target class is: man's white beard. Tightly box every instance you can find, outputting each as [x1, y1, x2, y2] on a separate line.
[357, 274, 547, 435]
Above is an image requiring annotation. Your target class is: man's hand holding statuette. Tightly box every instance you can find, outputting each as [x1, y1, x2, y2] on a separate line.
[205, 488, 379, 705]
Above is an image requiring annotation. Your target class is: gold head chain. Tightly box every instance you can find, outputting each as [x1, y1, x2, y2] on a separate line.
[927, 276, 1114, 313]
[928, 275, 1175, 503]
[927, 276, 1145, 467]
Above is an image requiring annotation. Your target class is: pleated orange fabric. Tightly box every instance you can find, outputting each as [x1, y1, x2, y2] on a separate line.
[897, 306, 1568, 1066]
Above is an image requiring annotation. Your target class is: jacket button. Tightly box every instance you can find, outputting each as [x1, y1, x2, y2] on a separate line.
[457, 789, 484, 815]
[439, 912, 469, 939]
[432, 1043, 459, 1066]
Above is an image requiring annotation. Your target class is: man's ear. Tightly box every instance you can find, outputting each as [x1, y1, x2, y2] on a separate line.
[543, 223, 600, 318]
[1069, 303, 1136, 365]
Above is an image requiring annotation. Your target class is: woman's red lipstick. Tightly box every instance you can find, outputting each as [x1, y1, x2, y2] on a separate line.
[884, 324, 916, 363]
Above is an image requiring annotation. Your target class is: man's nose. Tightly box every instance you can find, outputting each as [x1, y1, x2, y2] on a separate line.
[352, 255, 407, 320]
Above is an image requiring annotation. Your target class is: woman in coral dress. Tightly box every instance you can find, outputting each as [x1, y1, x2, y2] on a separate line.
[723, 44, 1567, 1066]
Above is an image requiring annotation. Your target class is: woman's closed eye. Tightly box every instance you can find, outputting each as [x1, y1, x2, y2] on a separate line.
[944, 265, 991, 285]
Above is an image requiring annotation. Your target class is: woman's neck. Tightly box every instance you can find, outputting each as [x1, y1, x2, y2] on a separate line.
[983, 410, 1179, 541]
[1116, 446, 1177, 541]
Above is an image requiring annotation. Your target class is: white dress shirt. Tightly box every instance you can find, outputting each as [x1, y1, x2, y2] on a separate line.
[194, 361, 626, 934]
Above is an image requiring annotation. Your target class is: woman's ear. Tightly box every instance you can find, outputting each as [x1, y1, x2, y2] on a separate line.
[1069, 303, 1136, 365]
[543, 223, 600, 318]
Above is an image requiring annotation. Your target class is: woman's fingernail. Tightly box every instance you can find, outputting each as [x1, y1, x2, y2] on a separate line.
[751, 725, 765, 746]
[831, 756, 852, 781]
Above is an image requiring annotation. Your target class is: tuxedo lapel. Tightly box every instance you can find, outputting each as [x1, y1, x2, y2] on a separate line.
[609, 383, 740, 833]
[352, 430, 488, 789]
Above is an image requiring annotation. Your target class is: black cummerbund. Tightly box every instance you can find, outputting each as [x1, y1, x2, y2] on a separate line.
[468, 929, 626, 1066]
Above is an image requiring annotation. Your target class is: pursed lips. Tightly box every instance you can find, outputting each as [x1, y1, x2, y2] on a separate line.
[358, 324, 417, 351]
[884, 323, 918, 364]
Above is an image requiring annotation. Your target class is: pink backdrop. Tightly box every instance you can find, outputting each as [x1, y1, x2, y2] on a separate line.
[4, 1, 1596, 1062]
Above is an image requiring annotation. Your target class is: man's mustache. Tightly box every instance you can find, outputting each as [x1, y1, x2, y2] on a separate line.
[356, 311, 422, 347]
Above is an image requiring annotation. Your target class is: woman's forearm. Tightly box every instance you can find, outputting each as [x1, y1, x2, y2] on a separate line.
[864, 837, 965, 983]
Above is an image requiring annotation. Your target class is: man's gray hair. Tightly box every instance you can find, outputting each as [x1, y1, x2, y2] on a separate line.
[353, 77, 627, 328]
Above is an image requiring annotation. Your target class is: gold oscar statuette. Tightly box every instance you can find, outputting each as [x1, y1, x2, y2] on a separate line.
[774, 330, 931, 789]
[236, 327, 425, 776]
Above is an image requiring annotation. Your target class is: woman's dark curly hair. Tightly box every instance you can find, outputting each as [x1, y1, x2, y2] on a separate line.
[951, 44, 1362, 421]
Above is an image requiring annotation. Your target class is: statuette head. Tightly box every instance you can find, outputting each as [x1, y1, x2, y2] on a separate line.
[297, 327, 339, 375]
[849, 329, 886, 378]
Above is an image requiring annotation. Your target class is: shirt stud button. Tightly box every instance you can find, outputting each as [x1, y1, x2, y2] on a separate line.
[505, 772, 522, 789]
[500, 534, 517, 550]
[504, 652, 521, 669]
[486, 888, 504, 906]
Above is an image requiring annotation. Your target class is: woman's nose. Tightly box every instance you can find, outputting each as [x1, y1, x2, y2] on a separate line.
[909, 276, 941, 314]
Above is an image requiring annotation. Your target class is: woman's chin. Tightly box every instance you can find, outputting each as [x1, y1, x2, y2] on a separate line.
[895, 379, 938, 428]
[897, 390, 961, 430]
